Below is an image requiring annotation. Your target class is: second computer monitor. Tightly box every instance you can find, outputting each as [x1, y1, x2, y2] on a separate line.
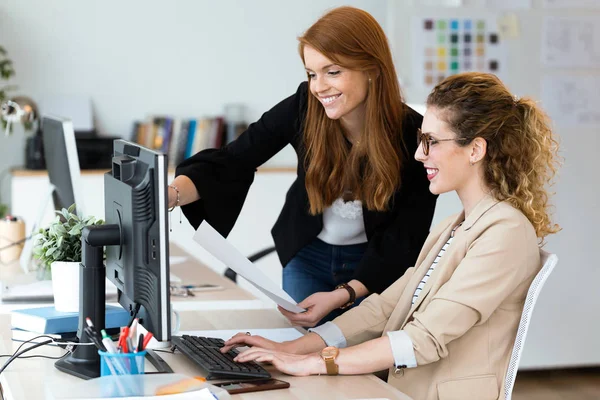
[104, 140, 171, 342]
[42, 115, 86, 215]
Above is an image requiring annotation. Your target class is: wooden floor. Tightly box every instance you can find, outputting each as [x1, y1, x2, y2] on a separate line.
[512, 368, 600, 400]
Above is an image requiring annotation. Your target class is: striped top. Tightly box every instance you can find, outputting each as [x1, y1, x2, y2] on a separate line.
[412, 223, 463, 305]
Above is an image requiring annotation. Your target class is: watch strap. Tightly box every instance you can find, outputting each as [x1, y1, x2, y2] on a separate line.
[335, 282, 356, 310]
[325, 358, 339, 375]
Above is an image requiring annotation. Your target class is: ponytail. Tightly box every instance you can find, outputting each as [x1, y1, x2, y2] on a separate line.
[499, 97, 561, 241]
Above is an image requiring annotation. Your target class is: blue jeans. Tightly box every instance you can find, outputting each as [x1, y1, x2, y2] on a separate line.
[282, 238, 367, 325]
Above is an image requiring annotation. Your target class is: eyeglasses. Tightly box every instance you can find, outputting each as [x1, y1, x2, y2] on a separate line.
[417, 129, 470, 156]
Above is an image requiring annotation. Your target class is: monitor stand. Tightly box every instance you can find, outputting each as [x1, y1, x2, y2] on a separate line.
[55, 224, 120, 379]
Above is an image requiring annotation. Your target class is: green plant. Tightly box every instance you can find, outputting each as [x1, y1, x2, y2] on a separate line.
[33, 204, 104, 270]
[0, 45, 16, 107]
[0, 203, 7, 219]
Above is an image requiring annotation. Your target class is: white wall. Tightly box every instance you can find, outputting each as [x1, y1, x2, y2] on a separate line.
[388, 0, 600, 369]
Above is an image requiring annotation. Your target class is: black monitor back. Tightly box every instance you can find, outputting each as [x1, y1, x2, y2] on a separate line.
[104, 140, 171, 341]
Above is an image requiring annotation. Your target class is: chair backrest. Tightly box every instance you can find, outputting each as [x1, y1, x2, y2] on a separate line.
[504, 249, 558, 400]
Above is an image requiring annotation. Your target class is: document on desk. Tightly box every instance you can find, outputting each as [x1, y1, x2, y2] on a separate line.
[193, 222, 306, 313]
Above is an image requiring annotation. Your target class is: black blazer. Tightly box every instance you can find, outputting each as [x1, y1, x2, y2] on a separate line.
[176, 82, 437, 294]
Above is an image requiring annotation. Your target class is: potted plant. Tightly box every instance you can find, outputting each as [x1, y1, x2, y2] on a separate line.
[33, 204, 104, 312]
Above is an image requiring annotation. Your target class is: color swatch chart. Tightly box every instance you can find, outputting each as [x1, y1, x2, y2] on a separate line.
[411, 17, 506, 88]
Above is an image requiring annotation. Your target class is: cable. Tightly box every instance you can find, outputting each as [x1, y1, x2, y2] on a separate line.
[153, 348, 175, 354]
[0, 354, 66, 360]
[0, 334, 97, 375]
[0, 339, 53, 375]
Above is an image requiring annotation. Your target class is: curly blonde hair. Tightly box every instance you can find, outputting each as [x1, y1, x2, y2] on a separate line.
[427, 72, 560, 241]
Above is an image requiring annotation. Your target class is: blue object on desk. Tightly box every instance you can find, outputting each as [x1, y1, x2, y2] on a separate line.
[10, 304, 130, 334]
[99, 350, 147, 376]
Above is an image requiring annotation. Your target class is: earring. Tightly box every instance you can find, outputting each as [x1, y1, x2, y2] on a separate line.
[469, 160, 474, 166]
[368, 78, 372, 84]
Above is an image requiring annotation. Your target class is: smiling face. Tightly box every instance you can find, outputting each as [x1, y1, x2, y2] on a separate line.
[303, 45, 369, 129]
[415, 107, 476, 196]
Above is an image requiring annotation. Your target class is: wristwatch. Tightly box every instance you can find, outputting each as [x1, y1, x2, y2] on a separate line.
[335, 282, 356, 310]
[320, 346, 340, 375]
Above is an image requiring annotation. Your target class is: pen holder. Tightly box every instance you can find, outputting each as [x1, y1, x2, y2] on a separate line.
[99, 350, 147, 376]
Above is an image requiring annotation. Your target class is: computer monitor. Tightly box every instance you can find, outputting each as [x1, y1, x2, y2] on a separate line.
[42, 116, 86, 215]
[19, 115, 86, 273]
[104, 139, 171, 342]
[55, 139, 171, 379]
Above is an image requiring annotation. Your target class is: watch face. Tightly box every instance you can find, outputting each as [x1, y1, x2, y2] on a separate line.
[321, 346, 339, 359]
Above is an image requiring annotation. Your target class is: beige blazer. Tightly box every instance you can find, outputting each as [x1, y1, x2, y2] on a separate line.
[333, 195, 541, 400]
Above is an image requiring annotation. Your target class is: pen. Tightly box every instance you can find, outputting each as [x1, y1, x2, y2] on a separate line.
[129, 318, 138, 343]
[84, 326, 107, 352]
[84, 317, 106, 351]
[142, 332, 153, 350]
[101, 329, 119, 354]
[119, 327, 130, 353]
[126, 337, 135, 354]
[137, 333, 144, 352]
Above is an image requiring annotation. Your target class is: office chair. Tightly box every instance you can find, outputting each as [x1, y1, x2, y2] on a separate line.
[224, 246, 276, 283]
[504, 250, 558, 400]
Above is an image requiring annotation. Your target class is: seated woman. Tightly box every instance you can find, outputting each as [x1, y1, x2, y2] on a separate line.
[221, 72, 560, 400]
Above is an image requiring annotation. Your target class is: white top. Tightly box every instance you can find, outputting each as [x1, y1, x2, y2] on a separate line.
[411, 223, 461, 305]
[317, 198, 368, 245]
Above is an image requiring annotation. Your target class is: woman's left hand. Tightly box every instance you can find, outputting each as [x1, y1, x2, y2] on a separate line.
[278, 290, 347, 327]
[234, 347, 324, 376]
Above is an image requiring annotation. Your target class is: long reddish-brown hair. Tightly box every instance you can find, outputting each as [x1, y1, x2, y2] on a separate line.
[298, 6, 406, 215]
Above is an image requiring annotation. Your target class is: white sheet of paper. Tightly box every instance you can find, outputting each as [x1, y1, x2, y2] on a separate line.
[541, 74, 600, 126]
[179, 327, 304, 343]
[192, 222, 305, 313]
[542, 16, 600, 67]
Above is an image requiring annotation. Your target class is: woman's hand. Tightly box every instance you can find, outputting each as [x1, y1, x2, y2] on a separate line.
[220, 333, 291, 354]
[278, 290, 348, 327]
[233, 347, 324, 377]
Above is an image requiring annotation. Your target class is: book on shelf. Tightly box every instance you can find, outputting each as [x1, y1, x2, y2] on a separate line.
[11, 305, 130, 335]
[132, 115, 233, 168]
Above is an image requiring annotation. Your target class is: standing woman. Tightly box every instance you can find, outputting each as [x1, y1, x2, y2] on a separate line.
[169, 6, 437, 326]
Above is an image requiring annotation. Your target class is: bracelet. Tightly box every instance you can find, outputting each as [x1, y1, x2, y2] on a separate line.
[168, 184, 180, 211]
[335, 282, 356, 310]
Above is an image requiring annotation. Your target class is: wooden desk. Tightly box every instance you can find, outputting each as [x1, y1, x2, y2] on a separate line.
[0, 310, 411, 400]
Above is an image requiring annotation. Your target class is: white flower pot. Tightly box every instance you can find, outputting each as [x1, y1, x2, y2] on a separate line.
[51, 261, 80, 313]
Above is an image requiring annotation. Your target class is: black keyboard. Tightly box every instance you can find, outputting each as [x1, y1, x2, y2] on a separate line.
[171, 335, 271, 380]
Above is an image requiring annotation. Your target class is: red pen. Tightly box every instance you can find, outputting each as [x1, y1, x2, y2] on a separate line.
[142, 332, 153, 350]
[119, 327, 130, 353]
